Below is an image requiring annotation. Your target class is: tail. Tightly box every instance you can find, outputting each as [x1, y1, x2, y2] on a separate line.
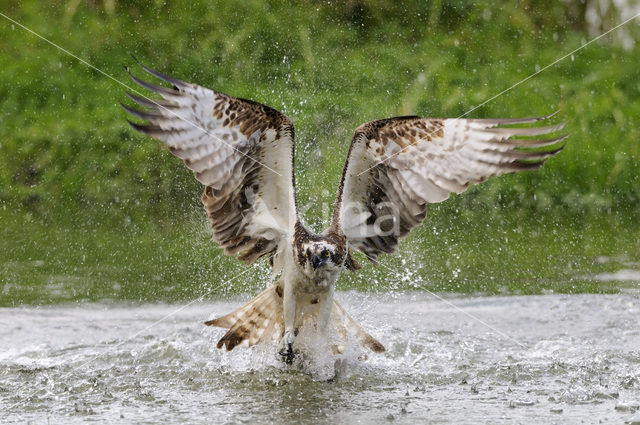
[205, 283, 385, 354]
[331, 299, 386, 353]
[204, 281, 284, 350]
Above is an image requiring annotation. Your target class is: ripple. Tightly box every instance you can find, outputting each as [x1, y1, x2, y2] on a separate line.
[1, 293, 639, 424]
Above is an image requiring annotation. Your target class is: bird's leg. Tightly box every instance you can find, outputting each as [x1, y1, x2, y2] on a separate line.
[279, 283, 296, 364]
[315, 288, 334, 341]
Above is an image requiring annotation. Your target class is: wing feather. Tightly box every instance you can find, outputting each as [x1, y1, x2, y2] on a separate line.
[330, 114, 566, 260]
[124, 64, 298, 264]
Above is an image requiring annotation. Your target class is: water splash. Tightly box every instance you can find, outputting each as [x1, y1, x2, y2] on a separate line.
[1, 292, 639, 424]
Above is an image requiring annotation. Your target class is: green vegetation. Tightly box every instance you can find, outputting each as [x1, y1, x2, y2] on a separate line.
[1, 1, 639, 305]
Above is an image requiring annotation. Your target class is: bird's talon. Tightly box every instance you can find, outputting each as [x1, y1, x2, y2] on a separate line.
[279, 343, 295, 364]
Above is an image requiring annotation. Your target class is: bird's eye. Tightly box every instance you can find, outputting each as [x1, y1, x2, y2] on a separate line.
[306, 249, 311, 258]
[322, 250, 330, 258]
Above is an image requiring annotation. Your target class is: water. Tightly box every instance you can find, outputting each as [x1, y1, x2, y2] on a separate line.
[1, 292, 639, 424]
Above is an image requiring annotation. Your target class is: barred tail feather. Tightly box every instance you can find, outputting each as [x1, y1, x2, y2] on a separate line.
[331, 299, 385, 353]
[205, 281, 284, 350]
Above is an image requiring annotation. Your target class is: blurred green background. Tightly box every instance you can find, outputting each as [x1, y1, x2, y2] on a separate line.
[1, 0, 639, 306]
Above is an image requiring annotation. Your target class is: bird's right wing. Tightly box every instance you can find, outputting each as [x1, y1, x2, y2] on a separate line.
[124, 64, 298, 264]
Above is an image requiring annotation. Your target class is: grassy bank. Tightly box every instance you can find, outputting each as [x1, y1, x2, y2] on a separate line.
[1, 1, 639, 218]
[1, 1, 639, 304]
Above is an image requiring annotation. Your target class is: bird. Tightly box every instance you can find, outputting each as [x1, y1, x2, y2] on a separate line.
[123, 62, 566, 364]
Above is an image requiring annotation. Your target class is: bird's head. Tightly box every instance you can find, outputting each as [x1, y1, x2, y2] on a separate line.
[297, 240, 344, 277]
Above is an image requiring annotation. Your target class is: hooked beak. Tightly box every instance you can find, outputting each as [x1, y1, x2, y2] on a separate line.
[311, 254, 324, 269]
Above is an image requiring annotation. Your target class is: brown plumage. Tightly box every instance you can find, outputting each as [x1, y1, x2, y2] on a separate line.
[330, 114, 566, 260]
[205, 281, 384, 353]
[124, 63, 566, 359]
[124, 63, 297, 265]
[206, 282, 284, 350]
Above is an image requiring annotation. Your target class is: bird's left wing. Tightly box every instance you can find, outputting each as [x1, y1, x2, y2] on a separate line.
[124, 64, 297, 264]
[330, 114, 566, 261]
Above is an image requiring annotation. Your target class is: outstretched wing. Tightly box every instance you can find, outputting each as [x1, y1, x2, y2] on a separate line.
[124, 64, 297, 264]
[330, 114, 566, 261]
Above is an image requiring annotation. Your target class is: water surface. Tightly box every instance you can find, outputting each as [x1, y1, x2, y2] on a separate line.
[1, 292, 639, 424]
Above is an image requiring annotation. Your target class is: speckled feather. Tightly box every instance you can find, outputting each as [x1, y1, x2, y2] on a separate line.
[124, 64, 297, 265]
[330, 114, 566, 260]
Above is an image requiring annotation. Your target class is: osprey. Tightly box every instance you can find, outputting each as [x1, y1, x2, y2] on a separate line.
[124, 63, 566, 363]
